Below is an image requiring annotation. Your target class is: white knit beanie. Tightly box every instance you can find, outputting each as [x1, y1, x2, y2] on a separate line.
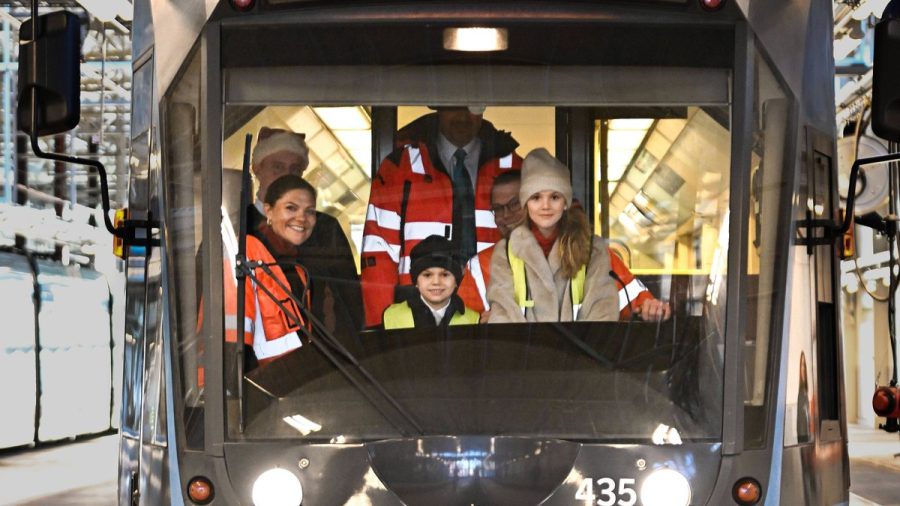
[252, 127, 310, 171]
[519, 148, 572, 206]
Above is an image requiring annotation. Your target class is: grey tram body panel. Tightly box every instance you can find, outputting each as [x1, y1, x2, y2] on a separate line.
[118, 0, 851, 504]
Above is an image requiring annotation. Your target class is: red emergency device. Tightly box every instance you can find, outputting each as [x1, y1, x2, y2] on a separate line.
[873, 386, 900, 418]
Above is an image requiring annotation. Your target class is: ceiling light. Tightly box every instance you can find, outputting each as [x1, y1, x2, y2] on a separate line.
[443, 27, 508, 52]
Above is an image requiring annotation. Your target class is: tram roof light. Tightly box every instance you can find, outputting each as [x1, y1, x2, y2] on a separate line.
[443, 27, 508, 52]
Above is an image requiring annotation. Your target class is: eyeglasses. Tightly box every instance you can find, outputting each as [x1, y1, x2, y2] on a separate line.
[490, 198, 520, 216]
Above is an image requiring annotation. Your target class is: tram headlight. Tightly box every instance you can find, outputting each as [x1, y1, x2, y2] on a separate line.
[252, 468, 303, 506]
[639, 468, 691, 506]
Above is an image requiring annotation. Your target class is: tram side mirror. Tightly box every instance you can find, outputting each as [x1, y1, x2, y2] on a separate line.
[872, 3, 900, 142]
[17, 11, 82, 137]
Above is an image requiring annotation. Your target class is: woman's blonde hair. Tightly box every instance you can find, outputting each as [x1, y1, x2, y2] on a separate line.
[521, 202, 592, 279]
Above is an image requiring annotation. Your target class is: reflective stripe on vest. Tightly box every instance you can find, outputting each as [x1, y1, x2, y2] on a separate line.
[383, 301, 479, 329]
[221, 209, 254, 345]
[507, 241, 586, 318]
[468, 255, 490, 311]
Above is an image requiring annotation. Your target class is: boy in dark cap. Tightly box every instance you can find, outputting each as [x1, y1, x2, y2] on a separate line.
[382, 235, 480, 330]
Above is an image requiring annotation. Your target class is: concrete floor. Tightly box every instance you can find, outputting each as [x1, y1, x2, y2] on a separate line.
[0, 426, 899, 505]
[0, 433, 117, 506]
[848, 424, 900, 506]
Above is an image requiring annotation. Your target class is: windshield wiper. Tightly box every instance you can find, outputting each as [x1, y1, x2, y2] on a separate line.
[235, 134, 253, 433]
[239, 259, 425, 437]
[548, 322, 612, 367]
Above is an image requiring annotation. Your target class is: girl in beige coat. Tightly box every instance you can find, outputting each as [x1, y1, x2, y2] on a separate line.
[487, 148, 640, 323]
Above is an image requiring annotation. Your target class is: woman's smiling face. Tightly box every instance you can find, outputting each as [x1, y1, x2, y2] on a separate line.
[264, 188, 317, 246]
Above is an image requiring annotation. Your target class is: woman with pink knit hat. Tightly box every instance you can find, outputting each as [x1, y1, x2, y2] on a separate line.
[486, 148, 671, 323]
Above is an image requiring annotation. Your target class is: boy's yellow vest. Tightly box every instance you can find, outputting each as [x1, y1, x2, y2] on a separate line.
[383, 301, 480, 329]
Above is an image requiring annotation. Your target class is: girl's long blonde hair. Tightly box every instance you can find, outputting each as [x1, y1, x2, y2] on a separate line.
[520, 202, 592, 279]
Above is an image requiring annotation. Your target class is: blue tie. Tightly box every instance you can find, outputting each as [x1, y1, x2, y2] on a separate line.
[452, 148, 476, 260]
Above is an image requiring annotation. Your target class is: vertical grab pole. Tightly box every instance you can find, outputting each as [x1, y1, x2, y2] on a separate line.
[235, 133, 253, 432]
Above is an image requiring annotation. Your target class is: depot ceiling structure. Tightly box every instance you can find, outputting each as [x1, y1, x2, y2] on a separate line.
[0, 1, 131, 213]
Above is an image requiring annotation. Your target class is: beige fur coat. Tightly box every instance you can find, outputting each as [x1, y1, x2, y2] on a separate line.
[487, 226, 619, 323]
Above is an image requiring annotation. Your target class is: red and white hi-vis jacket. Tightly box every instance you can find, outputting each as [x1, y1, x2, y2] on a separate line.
[456, 243, 654, 319]
[361, 117, 522, 326]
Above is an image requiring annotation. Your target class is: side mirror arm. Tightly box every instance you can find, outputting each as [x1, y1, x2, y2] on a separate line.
[836, 152, 900, 235]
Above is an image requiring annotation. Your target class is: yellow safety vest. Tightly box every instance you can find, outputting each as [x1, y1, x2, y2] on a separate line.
[383, 301, 480, 329]
[508, 241, 586, 317]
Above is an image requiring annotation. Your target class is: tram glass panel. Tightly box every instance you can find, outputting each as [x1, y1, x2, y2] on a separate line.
[216, 21, 733, 442]
[742, 55, 797, 447]
[222, 109, 727, 442]
[164, 46, 206, 449]
[597, 107, 731, 441]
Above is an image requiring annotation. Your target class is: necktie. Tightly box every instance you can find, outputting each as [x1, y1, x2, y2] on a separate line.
[452, 148, 476, 260]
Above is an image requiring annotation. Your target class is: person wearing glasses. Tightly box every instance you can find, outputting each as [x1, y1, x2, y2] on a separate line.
[456, 171, 521, 314]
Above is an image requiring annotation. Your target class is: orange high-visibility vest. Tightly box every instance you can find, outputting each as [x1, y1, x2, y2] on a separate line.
[245, 235, 311, 365]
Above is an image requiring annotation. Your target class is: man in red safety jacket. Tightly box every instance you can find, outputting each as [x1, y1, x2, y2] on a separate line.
[456, 170, 670, 321]
[360, 107, 522, 326]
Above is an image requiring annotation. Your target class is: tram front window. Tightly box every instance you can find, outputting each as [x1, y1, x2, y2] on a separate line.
[187, 21, 741, 444]
[220, 100, 728, 443]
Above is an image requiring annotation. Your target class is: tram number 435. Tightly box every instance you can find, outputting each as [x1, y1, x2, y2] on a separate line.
[575, 477, 637, 506]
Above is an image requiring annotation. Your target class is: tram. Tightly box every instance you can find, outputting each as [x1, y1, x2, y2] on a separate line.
[16, 0, 900, 504]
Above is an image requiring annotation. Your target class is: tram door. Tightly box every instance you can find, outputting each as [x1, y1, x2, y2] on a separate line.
[118, 58, 152, 506]
[118, 56, 169, 506]
[805, 127, 849, 494]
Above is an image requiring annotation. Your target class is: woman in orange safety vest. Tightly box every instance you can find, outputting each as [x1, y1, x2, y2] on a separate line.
[242, 174, 316, 365]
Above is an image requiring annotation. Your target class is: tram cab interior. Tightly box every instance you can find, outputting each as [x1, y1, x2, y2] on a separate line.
[222, 98, 736, 443]
[157, 4, 832, 505]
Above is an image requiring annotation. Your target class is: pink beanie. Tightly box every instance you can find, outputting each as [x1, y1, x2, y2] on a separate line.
[519, 148, 572, 206]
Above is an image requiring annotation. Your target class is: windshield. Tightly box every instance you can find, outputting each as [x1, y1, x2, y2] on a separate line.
[223, 99, 729, 442]
[167, 21, 735, 444]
